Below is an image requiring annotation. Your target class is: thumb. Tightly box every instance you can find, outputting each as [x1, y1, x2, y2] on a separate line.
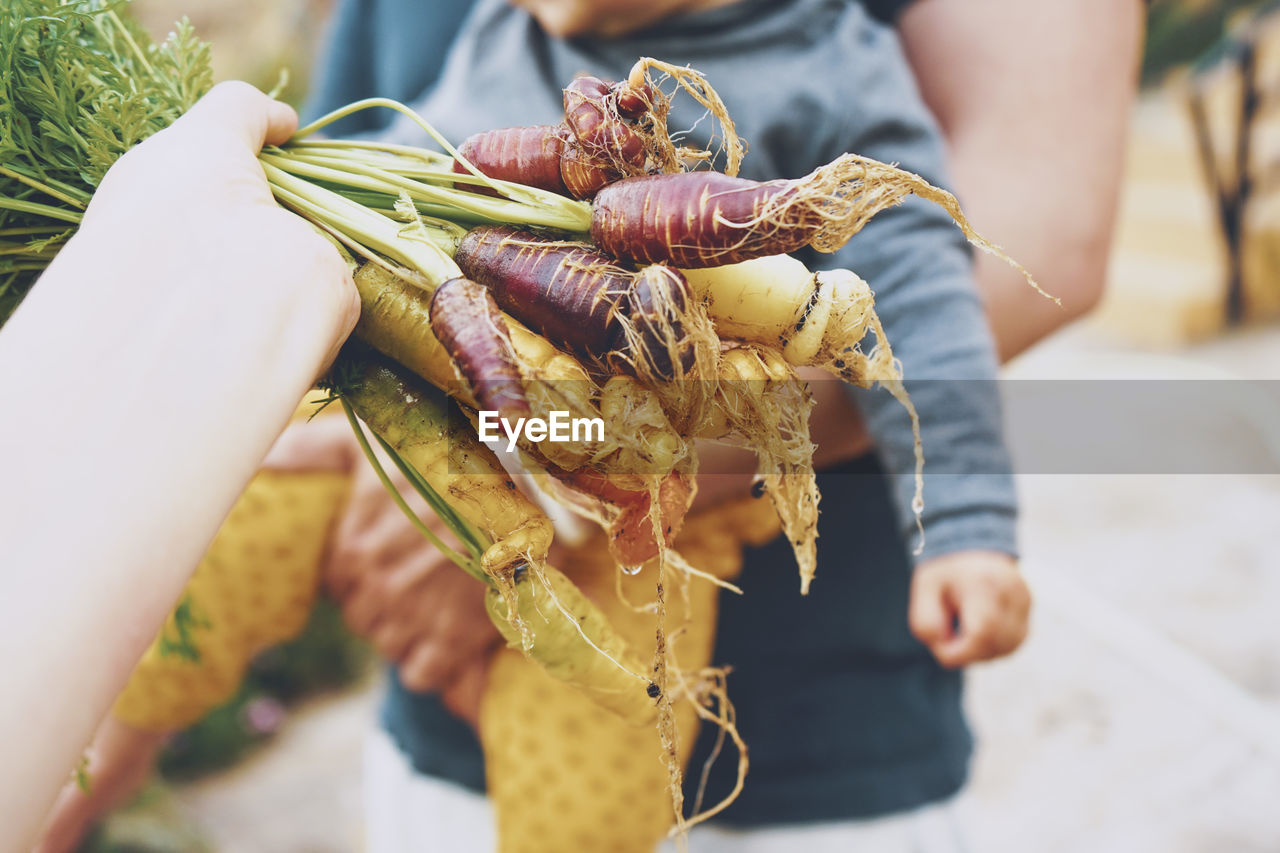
[182, 81, 298, 151]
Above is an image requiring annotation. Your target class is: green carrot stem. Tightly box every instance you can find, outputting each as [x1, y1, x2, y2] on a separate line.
[369, 429, 490, 563]
[104, 10, 156, 79]
[0, 226, 72, 237]
[288, 139, 454, 166]
[340, 399, 492, 583]
[332, 188, 526, 230]
[263, 163, 461, 284]
[0, 198, 83, 224]
[292, 97, 473, 165]
[289, 97, 595, 217]
[263, 150, 592, 233]
[0, 165, 90, 209]
[0, 244, 60, 258]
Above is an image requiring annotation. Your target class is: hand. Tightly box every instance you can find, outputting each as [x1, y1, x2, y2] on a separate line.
[908, 550, 1031, 668]
[265, 417, 500, 728]
[330, 449, 499, 728]
[68, 80, 359, 377]
[32, 718, 167, 853]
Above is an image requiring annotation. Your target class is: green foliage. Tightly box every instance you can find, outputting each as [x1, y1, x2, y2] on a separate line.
[1143, 0, 1274, 84]
[0, 0, 211, 323]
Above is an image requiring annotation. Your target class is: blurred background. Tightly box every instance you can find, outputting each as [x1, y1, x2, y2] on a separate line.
[85, 1, 1280, 850]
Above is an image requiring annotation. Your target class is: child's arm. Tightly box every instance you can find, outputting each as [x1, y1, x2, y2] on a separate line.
[828, 191, 1027, 662]
[828, 194, 1029, 664]
[816, 189, 1018, 561]
[787, 20, 1027, 661]
[857, 0, 1141, 661]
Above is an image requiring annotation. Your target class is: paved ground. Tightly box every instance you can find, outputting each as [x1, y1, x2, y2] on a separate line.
[960, 322, 1280, 853]
[169, 686, 376, 853]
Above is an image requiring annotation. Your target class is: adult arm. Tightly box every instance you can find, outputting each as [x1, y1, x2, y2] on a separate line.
[0, 82, 357, 851]
[898, 0, 1146, 359]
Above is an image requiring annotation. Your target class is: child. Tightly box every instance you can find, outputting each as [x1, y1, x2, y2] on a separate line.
[322, 0, 1027, 849]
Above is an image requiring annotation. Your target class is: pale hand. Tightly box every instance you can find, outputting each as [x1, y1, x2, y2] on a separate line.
[68, 80, 359, 380]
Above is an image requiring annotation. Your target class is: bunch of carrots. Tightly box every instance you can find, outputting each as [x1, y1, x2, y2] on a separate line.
[2, 2, 1042, 848]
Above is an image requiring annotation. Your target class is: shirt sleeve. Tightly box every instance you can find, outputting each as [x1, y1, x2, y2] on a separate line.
[785, 14, 1017, 563]
[798, 194, 1019, 564]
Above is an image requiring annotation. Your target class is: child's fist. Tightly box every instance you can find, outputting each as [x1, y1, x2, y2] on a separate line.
[908, 550, 1031, 668]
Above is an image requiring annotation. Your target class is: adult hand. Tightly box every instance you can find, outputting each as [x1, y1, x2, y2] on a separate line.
[908, 550, 1031, 668]
[265, 417, 500, 728]
[327, 454, 499, 727]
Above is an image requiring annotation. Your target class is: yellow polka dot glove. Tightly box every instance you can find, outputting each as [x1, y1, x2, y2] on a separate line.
[481, 495, 780, 853]
[112, 469, 350, 731]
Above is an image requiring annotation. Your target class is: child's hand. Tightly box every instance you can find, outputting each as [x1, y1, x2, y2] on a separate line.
[908, 550, 1031, 668]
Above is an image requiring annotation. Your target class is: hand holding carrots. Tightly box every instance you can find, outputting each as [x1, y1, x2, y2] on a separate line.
[908, 550, 1031, 668]
[324, 457, 499, 727]
[75, 80, 359, 377]
[265, 416, 500, 728]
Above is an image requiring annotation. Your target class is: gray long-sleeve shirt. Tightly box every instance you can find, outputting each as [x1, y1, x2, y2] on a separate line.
[373, 0, 1018, 562]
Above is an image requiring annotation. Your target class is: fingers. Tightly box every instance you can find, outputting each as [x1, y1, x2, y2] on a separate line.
[391, 569, 499, 687]
[369, 620, 416, 662]
[910, 552, 1031, 669]
[383, 570, 500, 695]
[323, 475, 415, 599]
[908, 567, 954, 649]
[183, 81, 298, 151]
[314, 258, 360, 376]
[318, 449, 502, 711]
[934, 579, 1003, 668]
[399, 642, 455, 693]
[440, 653, 495, 730]
[340, 564, 404, 636]
[327, 501, 438, 604]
